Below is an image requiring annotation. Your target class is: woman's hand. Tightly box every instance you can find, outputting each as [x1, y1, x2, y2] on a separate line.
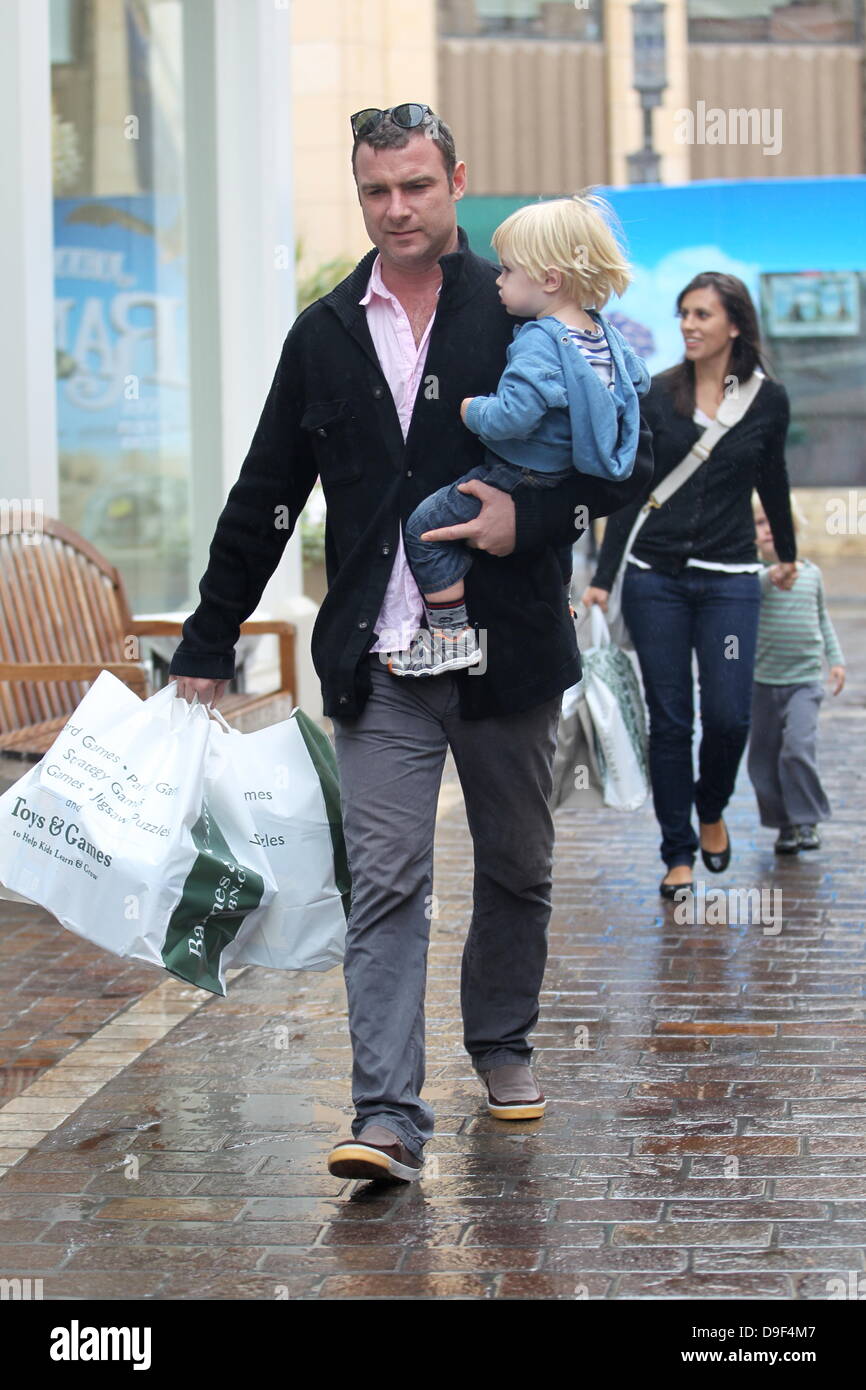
[829, 665, 846, 696]
[769, 561, 798, 590]
[581, 585, 610, 611]
[170, 676, 227, 707]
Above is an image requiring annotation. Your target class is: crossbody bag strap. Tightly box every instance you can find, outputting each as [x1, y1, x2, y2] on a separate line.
[618, 371, 765, 564]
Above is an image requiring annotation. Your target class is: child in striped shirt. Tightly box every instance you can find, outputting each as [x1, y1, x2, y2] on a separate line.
[747, 501, 846, 854]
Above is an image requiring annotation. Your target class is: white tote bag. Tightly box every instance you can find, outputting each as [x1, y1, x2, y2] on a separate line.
[0, 673, 278, 995]
[0, 673, 350, 994]
[579, 607, 649, 813]
[208, 709, 349, 973]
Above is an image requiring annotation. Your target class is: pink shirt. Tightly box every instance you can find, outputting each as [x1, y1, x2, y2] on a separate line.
[360, 254, 439, 653]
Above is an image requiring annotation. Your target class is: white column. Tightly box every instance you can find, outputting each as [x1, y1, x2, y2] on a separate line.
[0, 0, 59, 518]
[183, 0, 320, 715]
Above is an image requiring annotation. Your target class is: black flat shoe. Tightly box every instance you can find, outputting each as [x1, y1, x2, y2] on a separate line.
[700, 819, 731, 874]
[660, 876, 693, 899]
[774, 825, 800, 855]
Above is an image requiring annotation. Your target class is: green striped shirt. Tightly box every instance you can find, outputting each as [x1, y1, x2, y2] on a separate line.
[754, 559, 845, 685]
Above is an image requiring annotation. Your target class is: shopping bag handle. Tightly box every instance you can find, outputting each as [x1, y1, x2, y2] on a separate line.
[203, 704, 236, 735]
[588, 604, 611, 651]
[149, 682, 236, 734]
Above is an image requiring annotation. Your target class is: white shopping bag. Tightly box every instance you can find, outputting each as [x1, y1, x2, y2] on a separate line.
[207, 709, 349, 973]
[578, 607, 649, 812]
[0, 672, 277, 996]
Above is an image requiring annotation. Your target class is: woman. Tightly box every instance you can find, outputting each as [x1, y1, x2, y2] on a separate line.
[583, 272, 797, 897]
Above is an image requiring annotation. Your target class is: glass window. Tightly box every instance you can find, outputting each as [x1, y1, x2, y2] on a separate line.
[439, 0, 603, 40]
[50, 0, 80, 64]
[760, 271, 866, 485]
[688, 0, 862, 43]
[50, 0, 191, 614]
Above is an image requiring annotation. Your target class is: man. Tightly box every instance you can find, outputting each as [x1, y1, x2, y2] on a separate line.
[171, 104, 652, 1183]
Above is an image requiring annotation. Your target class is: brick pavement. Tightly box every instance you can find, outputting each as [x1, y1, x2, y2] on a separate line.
[0, 589, 864, 1301]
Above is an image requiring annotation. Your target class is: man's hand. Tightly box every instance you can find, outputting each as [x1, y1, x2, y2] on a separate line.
[419, 479, 516, 557]
[170, 675, 228, 707]
[769, 561, 798, 590]
[829, 664, 846, 696]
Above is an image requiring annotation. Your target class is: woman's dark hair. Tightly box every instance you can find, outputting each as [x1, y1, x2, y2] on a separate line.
[661, 271, 769, 417]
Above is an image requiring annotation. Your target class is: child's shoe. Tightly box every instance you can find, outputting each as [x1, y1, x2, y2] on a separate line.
[387, 626, 482, 677]
[425, 626, 483, 674]
[774, 825, 800, 855]
[385, 629, 434, 677]
[797, 824, 821, 851]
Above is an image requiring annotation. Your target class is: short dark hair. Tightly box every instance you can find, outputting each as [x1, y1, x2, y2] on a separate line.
[351, 110, 457, 189]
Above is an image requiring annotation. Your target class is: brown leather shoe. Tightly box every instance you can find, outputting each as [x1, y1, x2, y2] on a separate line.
[327, 1133, 424, 1183]
[481, 1064, 546, 1120]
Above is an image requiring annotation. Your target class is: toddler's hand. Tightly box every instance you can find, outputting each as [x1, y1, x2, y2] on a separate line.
[829, 665, 846, 695]
[460, 397, 474, 422]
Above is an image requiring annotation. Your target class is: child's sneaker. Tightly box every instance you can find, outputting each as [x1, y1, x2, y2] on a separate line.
[797, 824, 821, 851]
[425, 626, 483, 675]
[774, 825, 800, 855]
[385, 629, 434, 677]
[387, 626, 482, 677]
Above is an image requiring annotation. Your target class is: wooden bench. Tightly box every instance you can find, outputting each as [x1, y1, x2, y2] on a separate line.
[0, 518, 296, 760]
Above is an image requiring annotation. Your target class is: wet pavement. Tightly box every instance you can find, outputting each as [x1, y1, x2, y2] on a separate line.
[0, 572, 864, 1301]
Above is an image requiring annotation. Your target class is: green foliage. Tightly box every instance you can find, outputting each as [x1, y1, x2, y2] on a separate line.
[301, 505, 326, 569]
[296, 240, 356, 314]
[294, 245, 356, 567]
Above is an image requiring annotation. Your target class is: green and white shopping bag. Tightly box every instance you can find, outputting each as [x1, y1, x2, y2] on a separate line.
[0, 672, 350, 996]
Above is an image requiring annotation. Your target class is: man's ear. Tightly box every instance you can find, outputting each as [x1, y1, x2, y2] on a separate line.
[451, 160, 467, 202]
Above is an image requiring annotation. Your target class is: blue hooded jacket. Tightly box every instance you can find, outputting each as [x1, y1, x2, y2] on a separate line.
[463, 311, 650, 479]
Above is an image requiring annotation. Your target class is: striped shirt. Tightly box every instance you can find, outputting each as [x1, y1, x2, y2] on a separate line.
[566, 324, 613, 388]
[754, 559, 845, 685]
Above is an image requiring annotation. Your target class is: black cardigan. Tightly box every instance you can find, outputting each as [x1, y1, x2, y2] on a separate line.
[591, 370, 796, 591]
[169, 228, 653, 720]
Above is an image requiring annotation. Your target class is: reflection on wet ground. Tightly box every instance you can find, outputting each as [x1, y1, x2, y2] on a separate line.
[0, 604, 865, 1298]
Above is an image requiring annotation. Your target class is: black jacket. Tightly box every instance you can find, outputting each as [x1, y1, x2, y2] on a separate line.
[169, 228, 653, 719]
[591, 370, 796, 591]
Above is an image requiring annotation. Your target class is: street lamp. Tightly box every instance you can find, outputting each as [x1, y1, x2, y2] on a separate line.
[627, 0, 667, 185]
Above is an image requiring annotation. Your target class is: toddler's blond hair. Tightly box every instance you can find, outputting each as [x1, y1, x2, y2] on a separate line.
[492, 191, 632, 309]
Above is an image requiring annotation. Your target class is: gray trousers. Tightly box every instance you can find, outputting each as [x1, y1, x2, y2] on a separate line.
[747, 681, 831, 829]
[332, 658, 560, 1156]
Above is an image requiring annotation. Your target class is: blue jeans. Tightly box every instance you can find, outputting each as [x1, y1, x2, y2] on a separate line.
[621, 563, 762, 869]
[404, 457, 573, 596]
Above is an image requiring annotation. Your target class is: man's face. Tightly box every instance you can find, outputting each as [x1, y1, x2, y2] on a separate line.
[354, 134, 466, 272]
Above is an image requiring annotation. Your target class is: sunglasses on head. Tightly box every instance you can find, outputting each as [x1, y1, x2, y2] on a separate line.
[350, 103, 434, 139]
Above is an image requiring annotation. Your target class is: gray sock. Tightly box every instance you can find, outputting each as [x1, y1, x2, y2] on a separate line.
[424, 600, 468, 631]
